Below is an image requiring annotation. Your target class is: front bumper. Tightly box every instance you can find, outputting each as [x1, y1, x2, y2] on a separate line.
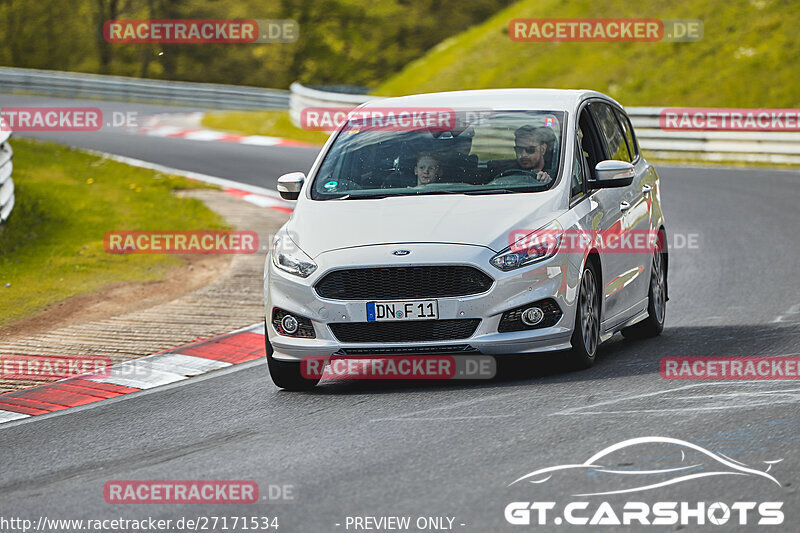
[265, 243, 579, 362]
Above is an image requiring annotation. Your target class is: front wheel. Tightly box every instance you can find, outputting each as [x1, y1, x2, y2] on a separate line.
[265, 335, 320, 391]
[567, 263, 601, 369]
[621, 247, 667, 340]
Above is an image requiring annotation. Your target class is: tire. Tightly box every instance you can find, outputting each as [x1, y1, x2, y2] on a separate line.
[621, 246, 667, 340]
[265, 334, 320, 391]
[567, 261, 601, 369]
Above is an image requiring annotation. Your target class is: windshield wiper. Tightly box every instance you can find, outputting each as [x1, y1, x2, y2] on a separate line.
[332, 188, 522, 199]
[462, 188, 517, 195]
[333, 193, 393, 200]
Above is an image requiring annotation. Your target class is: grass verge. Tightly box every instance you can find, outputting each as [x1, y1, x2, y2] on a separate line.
[0, 138, 227, 329]
[202, 110, 330, 145]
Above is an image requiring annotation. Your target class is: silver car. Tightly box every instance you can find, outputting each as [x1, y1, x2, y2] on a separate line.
[265, 89, 668, 390]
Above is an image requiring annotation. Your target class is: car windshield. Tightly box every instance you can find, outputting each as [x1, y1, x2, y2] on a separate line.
[311, 110, 566, 200]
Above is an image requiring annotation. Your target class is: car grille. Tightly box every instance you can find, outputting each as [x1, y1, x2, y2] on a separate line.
[334, 344, 478, 356]
[328, 319, 481, 343]
[315, 266, 493, 300]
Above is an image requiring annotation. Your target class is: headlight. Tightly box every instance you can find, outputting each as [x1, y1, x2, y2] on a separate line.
[490, 220, 563, 271]
[271, 234, 317, 277]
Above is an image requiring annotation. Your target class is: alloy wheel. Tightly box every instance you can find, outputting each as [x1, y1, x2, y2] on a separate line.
[580, 269, 600, 357]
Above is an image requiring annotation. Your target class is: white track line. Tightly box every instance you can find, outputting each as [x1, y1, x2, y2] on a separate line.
[83, 149, 289, 199]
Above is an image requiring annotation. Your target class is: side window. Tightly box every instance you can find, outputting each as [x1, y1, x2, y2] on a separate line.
[614, 108, 638, 160]
[591, 103, 631, 162]
[571, 141, 586, 201]
[578, 109, 603, 178]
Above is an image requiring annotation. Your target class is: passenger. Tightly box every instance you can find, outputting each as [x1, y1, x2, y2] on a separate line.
[414, 152, 443, 185]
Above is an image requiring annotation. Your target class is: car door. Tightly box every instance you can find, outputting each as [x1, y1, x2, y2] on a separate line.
[576, 106, 630, 323]
[589, 101, 650, 322]
[614, 107, 656, 306]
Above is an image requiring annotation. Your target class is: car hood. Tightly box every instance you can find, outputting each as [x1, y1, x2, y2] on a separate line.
[287, 191, 565, 258]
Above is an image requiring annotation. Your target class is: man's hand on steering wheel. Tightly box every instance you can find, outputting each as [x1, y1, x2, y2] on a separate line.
[496, 168, 552, 184]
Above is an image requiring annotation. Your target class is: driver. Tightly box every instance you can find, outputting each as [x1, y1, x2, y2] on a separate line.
[490, 125, 554, 184]
[414, 151, 443, 185]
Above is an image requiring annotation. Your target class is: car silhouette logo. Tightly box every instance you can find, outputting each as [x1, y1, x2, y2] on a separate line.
[508, 436, 782, 497]
[392, 250, 411, 256]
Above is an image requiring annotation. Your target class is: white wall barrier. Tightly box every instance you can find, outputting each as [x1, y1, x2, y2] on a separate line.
[0, 129, 14, 225]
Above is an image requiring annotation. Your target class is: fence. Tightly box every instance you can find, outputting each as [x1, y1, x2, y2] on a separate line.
[0, 67, 289, 110]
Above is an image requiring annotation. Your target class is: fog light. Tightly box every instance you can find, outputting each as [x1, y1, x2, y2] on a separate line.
[272, 308, 316, 338]
[498, 299, 562, 333]
[281, 314, 299, 334]
[521, 307, 544, 326]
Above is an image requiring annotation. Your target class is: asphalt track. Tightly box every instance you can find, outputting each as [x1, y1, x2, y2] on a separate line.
[1, 94, 799, 532]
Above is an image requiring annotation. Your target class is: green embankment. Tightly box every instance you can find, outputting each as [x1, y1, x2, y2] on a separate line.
[376, 0, 800, 108]
[0, 139, 226, 328]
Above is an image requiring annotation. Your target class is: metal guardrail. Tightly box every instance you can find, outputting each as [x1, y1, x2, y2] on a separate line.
[626, 107, 800, 164]
[0, 129, 14, 225]
[2, 68, 797, 164]
[0, 67, 290, 110]
[289, 84, 800, 164]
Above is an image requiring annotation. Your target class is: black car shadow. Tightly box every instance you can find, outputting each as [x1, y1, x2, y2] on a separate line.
[283, 322, 799, 395]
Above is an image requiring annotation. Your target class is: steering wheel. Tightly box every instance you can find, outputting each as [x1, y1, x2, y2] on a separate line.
[497, 169, 540, 179]
[489, 169, 551, 187]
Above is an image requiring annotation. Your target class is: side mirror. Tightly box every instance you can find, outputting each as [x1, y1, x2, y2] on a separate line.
[589, 160, 634, 189]
[276, 172, 306, 200]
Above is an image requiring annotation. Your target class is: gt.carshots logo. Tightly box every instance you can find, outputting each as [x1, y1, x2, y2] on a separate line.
[504, 437, 785, 527]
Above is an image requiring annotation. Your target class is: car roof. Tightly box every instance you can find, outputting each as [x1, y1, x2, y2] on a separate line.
[361, 89, 622, 113]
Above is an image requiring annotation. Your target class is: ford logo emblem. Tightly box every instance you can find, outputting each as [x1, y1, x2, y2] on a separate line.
[392, 250, 411, 256]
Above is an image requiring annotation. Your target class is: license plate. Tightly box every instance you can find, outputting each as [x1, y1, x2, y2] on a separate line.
[366, 300, 439, 321]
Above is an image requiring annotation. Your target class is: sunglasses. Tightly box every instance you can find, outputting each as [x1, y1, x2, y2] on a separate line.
[514, 144, 543, 155]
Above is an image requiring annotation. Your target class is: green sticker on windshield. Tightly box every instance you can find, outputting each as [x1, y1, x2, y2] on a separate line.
[324, 181, 338, 189]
